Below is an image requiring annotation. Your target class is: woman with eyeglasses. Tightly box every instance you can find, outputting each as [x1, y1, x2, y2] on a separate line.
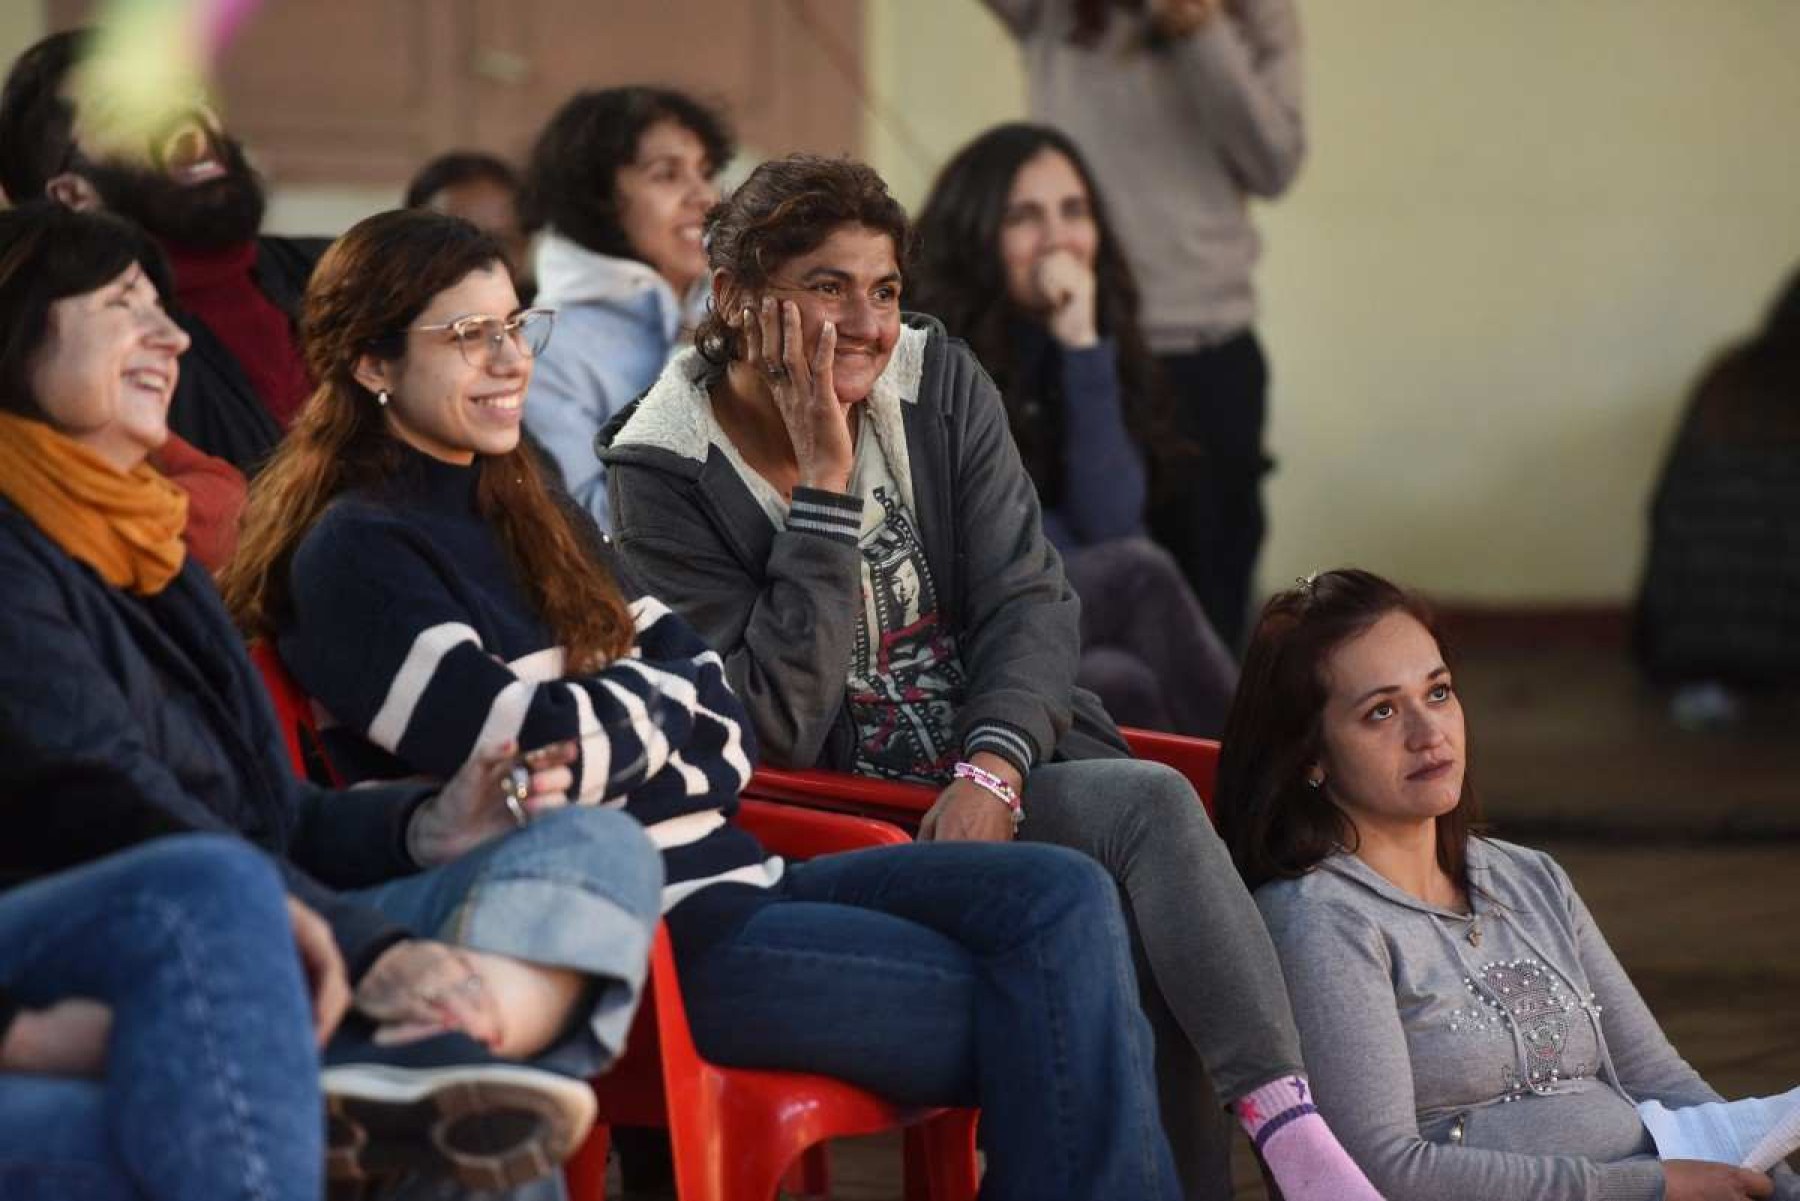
[230, 207, 1182, 1201]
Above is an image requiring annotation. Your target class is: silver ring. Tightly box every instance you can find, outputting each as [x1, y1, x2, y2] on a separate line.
[502, 765, 531, 828]
[762, 364, 789, 383]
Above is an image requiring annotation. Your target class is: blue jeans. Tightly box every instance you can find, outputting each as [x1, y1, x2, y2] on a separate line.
[350, 805, 663, 1078]
[676, 841, 1181, 1201]
[0, 836, 321, 1201]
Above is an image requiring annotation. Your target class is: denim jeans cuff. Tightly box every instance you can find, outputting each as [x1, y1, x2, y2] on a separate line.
[449, 876, 656, 1072]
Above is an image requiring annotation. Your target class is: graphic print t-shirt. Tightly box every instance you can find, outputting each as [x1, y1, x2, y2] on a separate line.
[714, 414, 967, 783]
[842, 433, 966, 782]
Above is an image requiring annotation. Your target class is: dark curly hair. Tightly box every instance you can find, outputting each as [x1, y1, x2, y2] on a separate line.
[1215, 569, 1483, 893]
[694, 154, 912, 364]
[519, 86, 732, 259]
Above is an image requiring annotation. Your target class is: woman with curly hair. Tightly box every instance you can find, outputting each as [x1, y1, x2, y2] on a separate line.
[519, 86, 732, 528]
[603, 154, 1380, 1201]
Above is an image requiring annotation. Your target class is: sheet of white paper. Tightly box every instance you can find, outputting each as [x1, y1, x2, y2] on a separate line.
[1639, 1085, 1800, 1172]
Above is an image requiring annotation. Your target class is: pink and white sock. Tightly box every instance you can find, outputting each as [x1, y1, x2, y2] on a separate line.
[1234, 1075, 1385, 1201]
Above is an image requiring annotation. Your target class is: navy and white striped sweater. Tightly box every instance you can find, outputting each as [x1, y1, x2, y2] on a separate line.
[279, 451, 778, 930]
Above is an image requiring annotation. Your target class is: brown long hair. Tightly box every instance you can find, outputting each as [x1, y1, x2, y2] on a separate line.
[221, 209, 633, 668]
[1215, 569, 1483, 892]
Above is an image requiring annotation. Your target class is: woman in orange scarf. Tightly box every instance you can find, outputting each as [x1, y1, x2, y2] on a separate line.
[0, 201, 649, 1196]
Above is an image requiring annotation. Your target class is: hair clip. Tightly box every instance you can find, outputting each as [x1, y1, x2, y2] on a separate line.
[1294, 571, 1320, 596]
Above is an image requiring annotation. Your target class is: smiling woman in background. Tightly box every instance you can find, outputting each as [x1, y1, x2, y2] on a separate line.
[519, 86, 732, 528]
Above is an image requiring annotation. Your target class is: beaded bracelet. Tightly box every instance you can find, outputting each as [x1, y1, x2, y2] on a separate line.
[953, 760, 1024, 826]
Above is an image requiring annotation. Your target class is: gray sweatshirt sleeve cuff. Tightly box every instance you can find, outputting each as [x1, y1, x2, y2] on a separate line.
[963, 722, 1038, 779]
[1598, 1158, 1666, 1201]
[786, 487, 864, 545]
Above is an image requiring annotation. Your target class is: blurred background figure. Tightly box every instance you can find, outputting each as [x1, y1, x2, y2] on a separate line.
[979, 0, 1304, 650]
[406, 151, 534, 303]
[0, 27, 325, 479]
[520, 86, 732, 528]
[913, 121, 1238, 736]
[1634, 264, 1800, 730]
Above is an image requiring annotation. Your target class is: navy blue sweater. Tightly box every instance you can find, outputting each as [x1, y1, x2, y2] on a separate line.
[1008, 322, 1148, 552]
[279, 450, 774, 942]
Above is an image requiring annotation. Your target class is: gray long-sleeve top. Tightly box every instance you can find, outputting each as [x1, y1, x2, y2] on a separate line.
[1255, 838, 1782, 1201]
[982, 0, 1304, 349]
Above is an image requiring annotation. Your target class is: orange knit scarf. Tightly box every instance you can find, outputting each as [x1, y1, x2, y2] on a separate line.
[0, 411, 187, 595]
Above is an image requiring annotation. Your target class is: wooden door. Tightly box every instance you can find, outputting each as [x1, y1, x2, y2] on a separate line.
[46, 0, 866, 183]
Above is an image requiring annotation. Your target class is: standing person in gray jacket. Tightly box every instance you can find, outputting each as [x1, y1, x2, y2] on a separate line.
[980, 0, 1304, 649]
[602, 153, 1382, 1201]
[1216, 568, 1792, 1201]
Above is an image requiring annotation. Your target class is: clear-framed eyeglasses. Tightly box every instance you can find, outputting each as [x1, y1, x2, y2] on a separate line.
[409, 308, 556, 367]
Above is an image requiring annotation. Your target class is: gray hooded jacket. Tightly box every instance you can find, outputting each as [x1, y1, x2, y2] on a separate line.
[598, 314, 1128, 776]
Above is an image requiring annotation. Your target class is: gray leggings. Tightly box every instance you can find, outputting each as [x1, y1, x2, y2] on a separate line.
[1021, 757, 1305, 1201]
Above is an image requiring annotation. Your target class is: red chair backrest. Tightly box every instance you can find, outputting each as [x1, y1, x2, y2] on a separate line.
[249, 641, 311, 778]
[248, 641, 343, 786]
[1121, 730, 1220, 819]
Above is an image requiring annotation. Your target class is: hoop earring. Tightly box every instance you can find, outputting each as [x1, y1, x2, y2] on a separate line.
[376, 389, 391, 408]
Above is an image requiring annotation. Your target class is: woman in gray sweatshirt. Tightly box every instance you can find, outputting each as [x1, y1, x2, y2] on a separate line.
[1216, 569, 1791, 1201]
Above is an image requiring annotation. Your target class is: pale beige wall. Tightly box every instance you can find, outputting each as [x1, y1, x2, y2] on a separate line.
[11, 5, 1797, 604]
[865, 0, 1800, 604]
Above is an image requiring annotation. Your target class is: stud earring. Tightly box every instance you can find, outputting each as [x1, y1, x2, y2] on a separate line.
[1306, 774, 1324, 790]
[376, 389, 390, 407]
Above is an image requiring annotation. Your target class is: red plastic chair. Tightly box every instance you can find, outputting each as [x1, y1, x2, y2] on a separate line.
[247, 641, 981, 1201]
[567, 797, 980, 1201]
[744, 728, 1220, 830]
[248, 641, 343, 787]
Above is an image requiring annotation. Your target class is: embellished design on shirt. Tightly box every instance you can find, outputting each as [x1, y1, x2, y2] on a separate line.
[1447, 956, 1605, 1100]
[846, 484, 965, 782]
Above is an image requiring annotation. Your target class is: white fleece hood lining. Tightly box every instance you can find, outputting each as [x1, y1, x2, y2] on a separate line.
[534, 231, 707, 340]
[612, 324, 929, 514]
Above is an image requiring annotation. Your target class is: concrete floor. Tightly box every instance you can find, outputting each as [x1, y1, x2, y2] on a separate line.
[698, 645, 1800, 1199]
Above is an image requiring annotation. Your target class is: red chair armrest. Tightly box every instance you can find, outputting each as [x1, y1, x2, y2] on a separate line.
[745, 767, 937, 828]
[735, 798, 911, 856]
[745, 729, 1221, 826]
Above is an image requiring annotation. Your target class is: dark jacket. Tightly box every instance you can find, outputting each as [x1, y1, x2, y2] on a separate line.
[1006, 320, 1148, 551]
[600, 314, 1128, 775]
[0, 497, 427, 976]
[167, 235, 328, 477]
[1633, 360, 1800, 684]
